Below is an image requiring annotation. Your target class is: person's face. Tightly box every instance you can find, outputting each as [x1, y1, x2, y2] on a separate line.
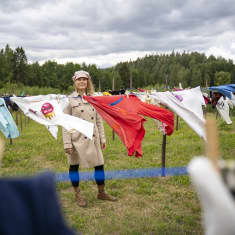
[74, 77, 88, 92]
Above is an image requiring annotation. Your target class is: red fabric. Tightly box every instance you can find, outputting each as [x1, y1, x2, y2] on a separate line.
[84, 95, 145, 157]
[203, 95, 210, 105]
[87, 95, 174, 135]
[84, 95, 174, 157]
[138, 88, 145, 92]
[173, 88, 183, 91]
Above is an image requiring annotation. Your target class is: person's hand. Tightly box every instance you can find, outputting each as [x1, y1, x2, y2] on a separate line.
[101, 143, 106, 150]
[65, 148, 73, 155]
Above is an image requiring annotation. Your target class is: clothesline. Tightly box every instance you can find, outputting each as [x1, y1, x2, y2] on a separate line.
[2, 87, 219, 157]
[3, 88, 209, 141]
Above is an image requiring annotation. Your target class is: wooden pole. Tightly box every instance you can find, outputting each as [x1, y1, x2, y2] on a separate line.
[0, 137, 4, 166]
[9, 110, 13, 145]
[24, 112, 27, 127]
[203, 106, 207, 117]
[112, 76, 115, 91]
[8, 79, 11, 95]
[176, 115, 179, 130]
[130, 74, 132, 89]
[161, 134, 167, 177]
[20, 110, 23, 131]
[206, 116, 220, 173]
[15, 110, 18, 125]
[99, 80, 101, 92]
[130, 66, 132, 89]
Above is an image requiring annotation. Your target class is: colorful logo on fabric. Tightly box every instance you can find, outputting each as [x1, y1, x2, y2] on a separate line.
[174, 94, 183, 102]
[41, 102, 55, 119]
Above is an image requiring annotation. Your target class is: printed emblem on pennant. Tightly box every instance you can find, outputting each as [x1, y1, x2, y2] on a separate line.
[41, 102, 55, 119]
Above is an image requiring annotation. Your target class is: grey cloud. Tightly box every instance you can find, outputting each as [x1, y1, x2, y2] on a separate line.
[0, 0, 60, 12]
[0, 0, 235, 64]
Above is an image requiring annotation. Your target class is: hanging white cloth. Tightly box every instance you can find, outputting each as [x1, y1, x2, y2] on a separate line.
[228, 93, 235, 108]
[216, 96, 232, 124]
[150, 86, 206, 140]
[10, 95, 94, 139]
[179, 83, 183, 90]
[188, 157, 235, 235]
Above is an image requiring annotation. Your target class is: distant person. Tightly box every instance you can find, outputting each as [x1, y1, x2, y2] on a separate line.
[63, 70, 117, 207]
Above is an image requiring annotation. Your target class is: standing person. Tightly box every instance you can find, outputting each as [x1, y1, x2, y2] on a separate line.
[63, 70, 117, 207]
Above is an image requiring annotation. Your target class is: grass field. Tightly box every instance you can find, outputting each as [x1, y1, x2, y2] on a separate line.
[1, 110, 235, 234]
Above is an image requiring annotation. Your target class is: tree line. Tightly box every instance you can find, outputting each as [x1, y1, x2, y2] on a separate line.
[1, 44, 235, 94]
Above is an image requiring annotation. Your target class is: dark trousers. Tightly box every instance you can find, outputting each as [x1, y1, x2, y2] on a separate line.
[69, 164, 105, 187]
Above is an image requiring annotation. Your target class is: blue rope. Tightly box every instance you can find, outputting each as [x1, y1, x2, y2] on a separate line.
[55, 166, 187, 182]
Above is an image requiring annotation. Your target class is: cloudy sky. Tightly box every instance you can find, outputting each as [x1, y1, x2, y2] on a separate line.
[1, 0, 235, 68]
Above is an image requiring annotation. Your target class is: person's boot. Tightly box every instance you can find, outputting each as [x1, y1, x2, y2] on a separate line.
[73, 187, 87, 207]
[97, 184, 117, 201]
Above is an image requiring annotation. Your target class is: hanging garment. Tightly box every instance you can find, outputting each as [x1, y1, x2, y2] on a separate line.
[0, 98, 19, 139]
[209, 84, 235, 99]
[93, 92, 103, 96]
[109, 89, 126, 95]
[0, 172, 77, 235]
[135, 93, 170, 135]
[202, 93, 211, 105]
[229, 93, 235, 107]
[84, 94, 174, 157]
[179, 83, 183, 90]
[188, 157, 235, 235]
[85, 95, 174, 135]
[150, 86, 206, 140]
[3, 96, 19, 111]
[11, 95, 94, 139]
[135, 93, 152, 104]
[216, 96, 232, 124]
[84, 95, 146, 157]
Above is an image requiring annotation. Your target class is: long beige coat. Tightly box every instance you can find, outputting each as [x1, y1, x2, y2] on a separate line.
[62, 91, 106, 168]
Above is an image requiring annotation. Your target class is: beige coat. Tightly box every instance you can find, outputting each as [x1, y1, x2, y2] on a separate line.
[62, 91, 105, 168]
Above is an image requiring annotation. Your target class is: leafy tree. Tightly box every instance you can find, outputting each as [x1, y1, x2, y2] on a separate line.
[27, 62, 41, 86]
[214, 71, 231, 86]
[117, 62, 130, 88]
[231, 69, 235, 84]
[1, 44, 235, 92]
[40, 60, 58, 87]
[12, 47, 28, 85]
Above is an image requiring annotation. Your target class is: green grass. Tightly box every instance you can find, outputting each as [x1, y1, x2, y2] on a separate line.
[1, 111, 235, 234]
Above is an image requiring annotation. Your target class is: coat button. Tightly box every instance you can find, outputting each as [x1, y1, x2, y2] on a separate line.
[93, 134, 95, 137]
[92, 108, 95, 111]
[91, 117, 94, 120]
[81, 110, 84, 112]
[84, 136, 87, 139]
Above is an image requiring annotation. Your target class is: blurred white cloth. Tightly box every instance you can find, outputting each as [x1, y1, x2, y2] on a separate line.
[188, 157, 235, 235]
[11, 95, 94, 139]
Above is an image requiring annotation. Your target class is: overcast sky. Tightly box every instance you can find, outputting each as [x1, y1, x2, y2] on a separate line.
[1, 0, 235, 68]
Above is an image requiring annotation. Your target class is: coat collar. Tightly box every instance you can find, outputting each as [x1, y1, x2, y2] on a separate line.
[71, 91, 88, 103]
